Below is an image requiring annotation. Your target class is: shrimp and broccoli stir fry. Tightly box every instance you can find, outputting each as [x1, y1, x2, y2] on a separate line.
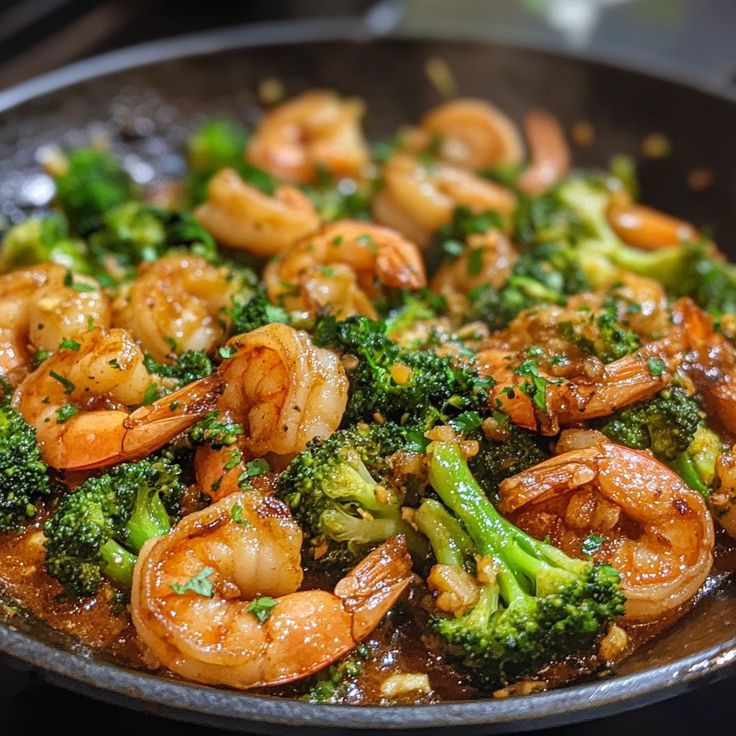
[1, 89, 734, 703]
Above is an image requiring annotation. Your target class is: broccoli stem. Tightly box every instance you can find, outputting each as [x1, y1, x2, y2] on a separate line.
[415, 499, 474, 568]
[126, 486, 171, 552]
[100, 539, 137, 588]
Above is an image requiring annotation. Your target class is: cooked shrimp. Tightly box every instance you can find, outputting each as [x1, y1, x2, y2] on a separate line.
[112, 254, 236, 362]
[0, 264, 109, 378]
[712, 450, 736, 539]
[415, 98, 524, 170]
[607, 203, 697, 250]
[131, 491, 412, 688]
[263, 220, 426, 318]
[247, 90, 370, 184]
[218, 323, 348, 457]
[498, 437, 714, 620]
[12, 327, 223, 470]
[431, 229, 517, 295]
[518, 110, 571, 195]
[373, 153, 516, 247]
[194, 168, 320, 257]
[479, 338, 678, 435]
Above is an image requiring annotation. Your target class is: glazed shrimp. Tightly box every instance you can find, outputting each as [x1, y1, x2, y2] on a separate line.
[12, 327, 223, 470]
[431, 229, 517, 295]
[112, 254, 236, 362]
[194, 168, 320, 257]
[518, 110, 571, 195]
[217, 323, 348, 457]
[712, 450, 736, 539]
[247, 90, 370, 184]
[131, 491, 412, 689]
[479, 338, 679, 435]
[0, 264, 109, 377]
[414, 98, 524, 170]
[372, 153, 516, 247]
[263, 220, 426, 318]
[607, 203, 697, 250]
[498, 437, 714, 620]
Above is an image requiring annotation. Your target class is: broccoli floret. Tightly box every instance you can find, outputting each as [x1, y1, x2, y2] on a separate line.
[598, 387, 702, 462]
[468, 427, 550, 498]
[313, 315, 492, 429]
[44, 456, 183, 596]
[469, 242, 588, 330]
[424, 441, 625, 688]
[227, 286, 289, 335]
[301, 644, 369, 703]
[0, 405, 52, 532]
[189, 410, 243, 448]
[0, 216, 90, 273]
[277, 422, 427, 568]
[301, 167, 374, 222]
[512, 189, 589, 250]
[143, 350, 214, 390]
[669, 424, 723, 497]
[88, 203, 216, 279]
[54, 148, 136, 234]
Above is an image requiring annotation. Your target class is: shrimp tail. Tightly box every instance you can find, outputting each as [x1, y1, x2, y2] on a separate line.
[334, 535, 413, 640]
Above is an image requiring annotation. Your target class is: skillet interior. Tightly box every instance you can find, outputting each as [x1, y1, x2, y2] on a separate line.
[0, 33, 735, 735]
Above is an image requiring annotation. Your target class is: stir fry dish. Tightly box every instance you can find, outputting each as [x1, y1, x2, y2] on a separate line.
[1, 90, 735, 704]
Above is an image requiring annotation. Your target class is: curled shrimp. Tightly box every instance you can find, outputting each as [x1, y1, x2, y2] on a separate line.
[607, 203, 697, 250]
[431, 228, 517, 295]
[0, 264, 109, 378]
[217, 323, 348, 457]
[372, 153, 516, 247]
[247, 90, 370, 184]
[194, 168, 320, 257]
[12, 327, 222, 470]
[518, 110, 571, 195]
[413, 98, 524, 170]
[131, 491, 412, 689]
[479, 338, 679, 435]
[498, 437, 714, 620]
[263, 220, 426, 318]
[112, 254, 236, 362]
[712, 450, 736, 539]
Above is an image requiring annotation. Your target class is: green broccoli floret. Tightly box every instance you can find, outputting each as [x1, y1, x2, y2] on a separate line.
[189, 410, 243, 448]
[44, 456, 183, 596]
[143, 350, 214, 390]
[469, 242, 588, 330]
[0, 216, 90, 273]
[669, 424, 723, 497]
[88, 203, 216, 279]
[54, 148, 136, 234]
[598, 387, 702, 462]
[301, 644, 369, 703]
[468, 427, 550, 499]
[277, 422, 427, 568]
[0, 405, 52, 532]
[512, 188, 589, 250]
[424, 441, 625, 688]
[313, 315, 492, 428]
[227, 286, 289, 335]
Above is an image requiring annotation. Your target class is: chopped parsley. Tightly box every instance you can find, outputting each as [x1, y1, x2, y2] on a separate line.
[169, 567, 215, 597]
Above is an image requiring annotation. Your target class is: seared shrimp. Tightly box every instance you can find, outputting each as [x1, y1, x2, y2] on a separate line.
[373, 153, 516, 247]
[431, 228, 517, 295]
[112, 254, 236, 362]
[13, 327, 222, 470]
[713, 450, 736, 539]
[518, 110, 571, 195]
[195, 168, 320, 257]
[218, 323, 348, 457]
[607, 203, 697, 250]
[413, 98, 524, 170]
[131, 491, 412, 688]
[247, 90, 370, 184]
[0, 264, 109, 377]
[263, 220, 426, 318]
[499, 437, 714, 620]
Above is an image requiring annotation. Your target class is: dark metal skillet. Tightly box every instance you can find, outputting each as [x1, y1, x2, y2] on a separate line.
[0, 19, 735, 736]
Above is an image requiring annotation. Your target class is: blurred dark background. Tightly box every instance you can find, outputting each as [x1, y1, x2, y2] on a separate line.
[1, 0, 735, 734]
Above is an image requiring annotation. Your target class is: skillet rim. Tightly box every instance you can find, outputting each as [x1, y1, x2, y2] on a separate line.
[0, 20, 735, 732]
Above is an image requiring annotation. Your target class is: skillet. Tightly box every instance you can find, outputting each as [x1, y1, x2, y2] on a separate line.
[0, 19, 735, 735]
